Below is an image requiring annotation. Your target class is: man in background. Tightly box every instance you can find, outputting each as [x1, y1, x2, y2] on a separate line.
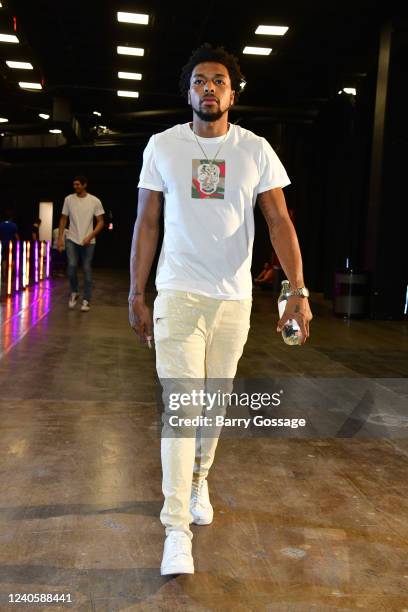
[58, 175, 104, 312]
[31, 217, 42, 241]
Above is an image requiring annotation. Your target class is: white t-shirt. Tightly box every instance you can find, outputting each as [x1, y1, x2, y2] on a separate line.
[138, 122, 290, 299]
[62, 193, 105, 245]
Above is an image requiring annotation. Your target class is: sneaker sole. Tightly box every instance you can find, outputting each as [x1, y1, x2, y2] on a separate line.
[190, 504, 214, 525]
[191, 515, 213, 525]
[160, 563, 194, 575]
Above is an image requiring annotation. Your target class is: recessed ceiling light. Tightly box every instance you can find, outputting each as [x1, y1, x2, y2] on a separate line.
[343, 87, 357, 95]
[49, 129, 62, 134]
[117, 90, 139, 98]
[117, 12, 149, 25]
[19, 81, 42, 89]
[6, 60, 33, 69]
[93, 111, 102, 116]
[118, 71, 142, 80]
[243, 46, 272, 56]
[39, 113, 50, 119]
[0, 33, 19, 43]
[0, 117, 9, 123]
[117, 45, 144, 56]
[255, 25, 288, 36]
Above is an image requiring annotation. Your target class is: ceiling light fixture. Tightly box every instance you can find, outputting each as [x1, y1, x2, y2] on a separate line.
[0, 33, 19, 43]
[255, 25, 288, 36]
[243, 46, 272, 56]
[49, 129, 62, 134]
[0, 117, 9, 123]
[118, 71, 142, 80]
[93, 111, 102, 116]
[19, 81, 42, 89]
[343, 87, 357, 95]
[117, 90, 139, 98]
[39, 113, 50, 119]
[6, 60, 33, 69]
[117, 45, 144, 56]
[117, 12, 149, 25]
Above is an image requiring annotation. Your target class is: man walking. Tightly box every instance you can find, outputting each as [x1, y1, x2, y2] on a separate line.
[129, 44, 312, 575]
[58, 176, 104, 312]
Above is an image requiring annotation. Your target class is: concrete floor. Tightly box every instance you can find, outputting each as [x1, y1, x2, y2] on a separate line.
[0, 270, 407, 611]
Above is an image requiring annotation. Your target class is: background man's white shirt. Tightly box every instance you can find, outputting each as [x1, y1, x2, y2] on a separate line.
[62, 193, 105, 245]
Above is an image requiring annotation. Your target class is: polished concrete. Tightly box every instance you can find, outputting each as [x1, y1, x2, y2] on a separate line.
[0, 270, 407, 611]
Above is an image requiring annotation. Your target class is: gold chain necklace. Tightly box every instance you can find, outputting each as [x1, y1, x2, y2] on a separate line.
[192, 125, 230, 168]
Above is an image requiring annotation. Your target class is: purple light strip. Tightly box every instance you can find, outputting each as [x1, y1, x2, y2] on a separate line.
[22, 241, 26, 288]
[34, 241, 39, 284]
[15, 240, 20, 292]
[46, 241, 50, 278]
[26, 242, 30, 286]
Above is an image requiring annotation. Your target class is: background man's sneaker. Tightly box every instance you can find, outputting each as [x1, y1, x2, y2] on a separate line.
[68, 293, 79, 309]
[190, 479, 214, 525]
[80, 300, 90, 312]
[160, 531, 194, 575]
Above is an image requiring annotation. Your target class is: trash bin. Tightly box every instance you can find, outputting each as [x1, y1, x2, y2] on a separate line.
[334, 269, 369, 317]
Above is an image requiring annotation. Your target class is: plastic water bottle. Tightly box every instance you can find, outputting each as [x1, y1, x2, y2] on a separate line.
[278, 280, 302, 346]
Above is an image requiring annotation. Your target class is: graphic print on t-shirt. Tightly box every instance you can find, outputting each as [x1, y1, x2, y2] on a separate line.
[192, 159, 225, 199]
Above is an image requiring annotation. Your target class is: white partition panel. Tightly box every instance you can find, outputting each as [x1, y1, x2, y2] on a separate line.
[38, 202, 53, 242]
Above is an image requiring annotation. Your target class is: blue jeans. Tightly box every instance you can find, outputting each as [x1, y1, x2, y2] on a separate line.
[65, 239, 95, 301]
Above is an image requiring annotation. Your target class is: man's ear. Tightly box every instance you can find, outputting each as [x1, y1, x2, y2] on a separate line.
[187, 91, 191, 105]
[230, 90, 235, 106]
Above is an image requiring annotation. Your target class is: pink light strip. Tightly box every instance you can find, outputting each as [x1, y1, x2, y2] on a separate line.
[34, 241, 39, 284]
[15, 240, 20, 292]
[7, 241, 13, 295]
[46, 240, 50, 278]
[22, 241, 26, 288]
[26, 242, 30, 286]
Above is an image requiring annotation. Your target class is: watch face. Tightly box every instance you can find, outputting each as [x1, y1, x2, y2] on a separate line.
[295, 288, 309, 297]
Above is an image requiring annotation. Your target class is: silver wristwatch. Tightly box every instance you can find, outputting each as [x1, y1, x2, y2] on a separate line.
[287, 286, 310, 298]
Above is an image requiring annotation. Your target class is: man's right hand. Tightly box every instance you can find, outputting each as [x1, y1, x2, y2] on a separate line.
[129, 295, 153, 344]
[57, 239, 64, 253]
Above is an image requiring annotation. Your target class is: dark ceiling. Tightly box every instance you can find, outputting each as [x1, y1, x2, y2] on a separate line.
[0, 0, 400, 146]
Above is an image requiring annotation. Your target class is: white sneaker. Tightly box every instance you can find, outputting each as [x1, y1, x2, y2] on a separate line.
[68, 292, 79, 309]
[80, 300, 90, 312]
[190, 479, 214, 525]
[160, 531, 194, 575]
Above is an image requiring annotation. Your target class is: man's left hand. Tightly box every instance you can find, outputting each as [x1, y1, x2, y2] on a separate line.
[82, 235, 93, 246]
[277, 296, 313, 344]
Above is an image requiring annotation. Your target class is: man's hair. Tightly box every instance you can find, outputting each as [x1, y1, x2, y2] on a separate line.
[73, 175, 88, 186]
[179, 43, 246, 101]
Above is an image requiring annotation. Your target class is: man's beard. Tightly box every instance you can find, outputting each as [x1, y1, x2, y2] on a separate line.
[192, 102, 229, 122]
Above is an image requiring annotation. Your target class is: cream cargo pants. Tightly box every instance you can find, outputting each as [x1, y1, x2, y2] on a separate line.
[153, 289, 252, 540]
